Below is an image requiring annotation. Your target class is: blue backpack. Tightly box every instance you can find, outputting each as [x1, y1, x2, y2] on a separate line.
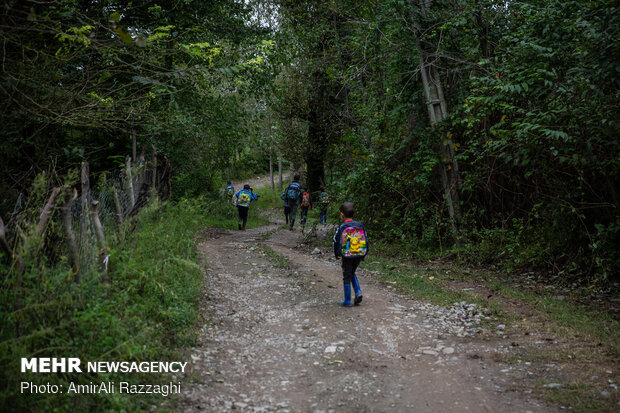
[286, 182, 302, 200]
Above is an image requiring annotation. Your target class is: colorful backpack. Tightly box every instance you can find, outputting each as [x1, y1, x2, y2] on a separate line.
[286, 182, 302, 200]
[237, 190, 252, 207]
[226, 185, 234, 197]
[319, 191, 330, 204]
[340, 225, 368, 257]
[301, 192, 310, 207]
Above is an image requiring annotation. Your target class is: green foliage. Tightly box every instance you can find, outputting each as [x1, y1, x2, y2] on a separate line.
[276, 0, 619, 286]
[1, 0, 279, 214]
[0, 200, 208, 411]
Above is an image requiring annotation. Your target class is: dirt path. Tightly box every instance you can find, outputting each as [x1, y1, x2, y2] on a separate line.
[178, 219, 557, 412]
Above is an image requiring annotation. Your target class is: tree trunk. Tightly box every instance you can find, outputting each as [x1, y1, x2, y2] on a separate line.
[278, 155, 283, 190]
[151, 144, 158, 191]
[132, 127, 137, 161]
[418, 49, 462, 245]
[269, 146, 274, 190]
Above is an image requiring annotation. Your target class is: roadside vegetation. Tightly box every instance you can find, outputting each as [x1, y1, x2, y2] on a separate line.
[1, 199, 211, 411]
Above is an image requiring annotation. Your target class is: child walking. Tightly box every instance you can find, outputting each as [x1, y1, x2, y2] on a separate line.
[235, 184, 259, 230]
[333, 202, 368, 306]
[283, 174, 303, 230]
[299, 187, 312, 226]
[318, 187, 330, 224]
[225, 181, 235, 204]
[280, 193, 291, 224]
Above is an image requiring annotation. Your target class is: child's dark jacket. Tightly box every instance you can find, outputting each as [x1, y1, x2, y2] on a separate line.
[333, 220, 369, 258]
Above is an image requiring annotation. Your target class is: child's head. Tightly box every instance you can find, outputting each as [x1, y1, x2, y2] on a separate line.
[227, 181, 231, 185]
[294, 174, 300, 181]
[339, 202, 355, 220]
[243, 184, 250, 190]
[320, 186, 325, 192]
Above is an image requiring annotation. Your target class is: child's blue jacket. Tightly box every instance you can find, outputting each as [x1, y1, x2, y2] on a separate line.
[235, 189, 258, 207]
[333, 220, 369, 258]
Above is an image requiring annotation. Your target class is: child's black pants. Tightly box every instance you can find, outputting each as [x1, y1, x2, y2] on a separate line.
[341, 257, 363, 284]
[237, 206, 249, 227]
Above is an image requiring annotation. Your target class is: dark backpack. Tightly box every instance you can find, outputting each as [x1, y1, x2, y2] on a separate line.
[286, 182, 302, 200]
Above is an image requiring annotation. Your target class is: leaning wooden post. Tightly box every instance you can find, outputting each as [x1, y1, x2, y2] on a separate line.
[112, 187, 123, 227]
[61, 187, 80, 282]
[125, 155, 135, 209]
[80, 162, 90, 262]
[35, 187, 61, 238]
[89, 200, 108, 282]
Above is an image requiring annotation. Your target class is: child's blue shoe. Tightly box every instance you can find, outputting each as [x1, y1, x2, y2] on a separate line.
[352, 276, 363, 305]
[341, 283, 352, 307]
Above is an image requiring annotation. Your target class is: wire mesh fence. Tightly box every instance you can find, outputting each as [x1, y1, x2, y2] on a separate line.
[1, 152, 171, 281]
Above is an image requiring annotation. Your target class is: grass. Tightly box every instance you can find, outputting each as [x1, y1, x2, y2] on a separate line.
[365, 256, 619, 412]
[258, 244, 293, 270]
[363, 257, 469, 306]
[0, 198, 211, 412]
[305, 217, 619, 412]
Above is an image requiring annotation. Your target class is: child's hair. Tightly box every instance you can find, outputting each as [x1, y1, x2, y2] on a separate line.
[243, 184, 250, 189]
[340, 202, 355, 218]
[227, 181, 231, 185]
[294, 174, 300, 181]
[320, 187, 325, 192]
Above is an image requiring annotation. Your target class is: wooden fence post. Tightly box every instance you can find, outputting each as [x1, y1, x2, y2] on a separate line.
[61, 187, 80, 282]
[90, 200, 108, 282]
[80, 162, 90, 261]
[125, 155, 135, 209]
[112, 187, 123, 227]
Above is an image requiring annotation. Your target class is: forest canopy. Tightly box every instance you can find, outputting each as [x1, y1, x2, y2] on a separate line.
[1, 0, 618, 283]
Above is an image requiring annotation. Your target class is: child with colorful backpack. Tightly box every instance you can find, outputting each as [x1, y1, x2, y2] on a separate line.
[318, 187, 330, 224]
[235, 184, 259, 230]
[299, 187, 312, 226]
[225, 181, 235, 203]
[333, 202, 368, 306]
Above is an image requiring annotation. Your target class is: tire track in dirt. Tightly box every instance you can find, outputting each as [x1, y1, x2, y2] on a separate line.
[177, 223, 557, 412]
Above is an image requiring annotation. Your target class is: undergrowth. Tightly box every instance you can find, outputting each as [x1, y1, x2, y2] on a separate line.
[0, 198, 212, 411]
